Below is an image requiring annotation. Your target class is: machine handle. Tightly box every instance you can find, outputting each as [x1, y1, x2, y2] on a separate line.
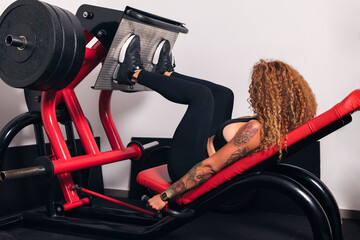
[126, 9, 189, 34]
[141, 195, 194, 219]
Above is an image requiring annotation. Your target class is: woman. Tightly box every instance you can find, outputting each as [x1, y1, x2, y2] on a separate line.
[115, 35, 317, 211]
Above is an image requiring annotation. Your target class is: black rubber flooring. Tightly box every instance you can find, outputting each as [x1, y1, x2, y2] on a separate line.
[2, 210, 359, 240]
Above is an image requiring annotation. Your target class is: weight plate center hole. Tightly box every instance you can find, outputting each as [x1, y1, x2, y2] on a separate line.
[5, 35, 27, 50]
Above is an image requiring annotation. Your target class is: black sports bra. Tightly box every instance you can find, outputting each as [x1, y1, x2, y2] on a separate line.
[213, 117, 257, 151]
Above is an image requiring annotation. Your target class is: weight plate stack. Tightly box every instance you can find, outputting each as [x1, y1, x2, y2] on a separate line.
[0, 0, 85, 91]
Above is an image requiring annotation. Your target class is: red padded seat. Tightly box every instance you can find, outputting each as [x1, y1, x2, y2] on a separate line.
[137, 90, 360, 205]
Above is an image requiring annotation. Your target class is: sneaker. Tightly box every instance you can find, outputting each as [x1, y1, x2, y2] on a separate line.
[152, 39, 175, 74]
[113, 35, 143, 85]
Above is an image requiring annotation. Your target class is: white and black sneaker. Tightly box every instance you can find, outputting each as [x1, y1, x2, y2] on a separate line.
[152, 39, 175, 74]
[113, 35, 143, 85]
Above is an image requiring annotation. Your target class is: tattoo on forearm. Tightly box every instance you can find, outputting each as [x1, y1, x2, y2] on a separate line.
[226, 147, 249, 166]
[168, 181, 186, 195]
[233, 122, 258, 146]
[166, 162, 214, 199]
[186, 162, 208, 187]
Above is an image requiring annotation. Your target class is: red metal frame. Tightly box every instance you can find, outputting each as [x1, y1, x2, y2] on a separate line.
[75, 186, 155, 216]
[40, 30, 142, 211]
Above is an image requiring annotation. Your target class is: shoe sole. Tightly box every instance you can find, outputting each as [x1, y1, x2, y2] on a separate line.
[113, 34, 137, 80]
[152, 39, 167, 65]
[118, 34, 137, 63]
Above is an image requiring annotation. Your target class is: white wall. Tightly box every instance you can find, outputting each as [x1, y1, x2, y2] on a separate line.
[0, 0, 359, 211]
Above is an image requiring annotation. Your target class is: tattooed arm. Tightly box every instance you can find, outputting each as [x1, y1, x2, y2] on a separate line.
[147, 120, 261, 211]
[147, 161, 215, 211]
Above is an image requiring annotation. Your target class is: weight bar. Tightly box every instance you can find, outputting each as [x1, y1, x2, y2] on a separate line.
[5, 35, 27, 49]
[0, 166, 46, 182]
[0, 0, 85, 91]
[0, 155, 53, 182]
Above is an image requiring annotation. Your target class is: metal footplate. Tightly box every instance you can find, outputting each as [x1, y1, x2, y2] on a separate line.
[93, 7, 188, 92]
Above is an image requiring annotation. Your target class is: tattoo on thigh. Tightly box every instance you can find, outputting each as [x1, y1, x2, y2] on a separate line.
[226, 147, 249, 166]
[233, 122, 258, 146]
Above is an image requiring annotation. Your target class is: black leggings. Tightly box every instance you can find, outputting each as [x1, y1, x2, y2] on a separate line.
[137, 71, 234, 181]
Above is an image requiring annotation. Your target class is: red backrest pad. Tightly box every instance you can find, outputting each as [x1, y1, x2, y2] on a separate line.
[137, 90, 360, 205]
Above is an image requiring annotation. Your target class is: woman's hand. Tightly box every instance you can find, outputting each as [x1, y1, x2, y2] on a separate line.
[147, 194, 167, 212]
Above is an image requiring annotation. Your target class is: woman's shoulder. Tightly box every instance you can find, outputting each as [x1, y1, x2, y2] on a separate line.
[234, 118, 262, 137]
[225, 117, 261, 139]
[245, 118, 261, 130]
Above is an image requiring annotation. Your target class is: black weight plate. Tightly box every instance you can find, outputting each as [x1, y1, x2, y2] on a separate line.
[28, 1, 65, 91]
[58, 9, 85, 90]
[0, 0, 63, 90]
[42, 4, 85, 91]
[0, 0, 85, 91]
[27, 2, 67, 91]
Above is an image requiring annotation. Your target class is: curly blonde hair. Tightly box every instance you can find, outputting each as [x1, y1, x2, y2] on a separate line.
[248, 59, 317, 159]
